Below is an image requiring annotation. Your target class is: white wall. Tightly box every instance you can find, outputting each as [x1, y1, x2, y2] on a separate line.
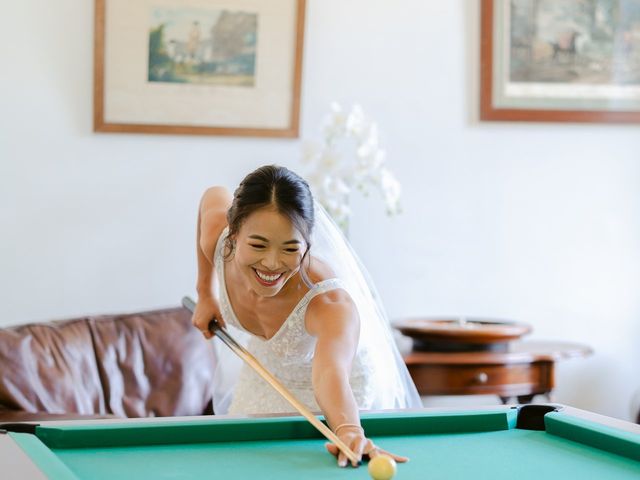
[1, 1, 639, 421]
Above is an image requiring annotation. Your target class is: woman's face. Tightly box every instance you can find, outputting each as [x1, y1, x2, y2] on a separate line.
[232, 207, 307, 297]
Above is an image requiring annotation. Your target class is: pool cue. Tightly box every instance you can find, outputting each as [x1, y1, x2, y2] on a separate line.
[182, 296, 361, 465]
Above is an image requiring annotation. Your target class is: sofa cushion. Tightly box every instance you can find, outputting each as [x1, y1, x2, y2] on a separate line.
[88, 307, 216, 417]
[0, 318, 107, 415]
[0, 307, 217, 418]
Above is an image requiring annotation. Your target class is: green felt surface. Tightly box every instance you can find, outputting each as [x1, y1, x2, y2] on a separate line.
[48, 429, 640, 480]
[10, 410, 640, 480]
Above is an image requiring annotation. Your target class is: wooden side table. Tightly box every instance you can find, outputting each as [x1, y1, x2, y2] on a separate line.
[404, 340, 592, 404]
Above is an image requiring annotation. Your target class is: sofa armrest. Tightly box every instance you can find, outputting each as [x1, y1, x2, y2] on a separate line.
[0, 410, 120, 423]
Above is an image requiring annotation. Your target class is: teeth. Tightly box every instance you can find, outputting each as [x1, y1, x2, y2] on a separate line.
[255, 270, 281, 283]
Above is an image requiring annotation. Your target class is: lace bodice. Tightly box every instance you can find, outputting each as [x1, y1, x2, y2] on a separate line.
[214, 228, 376, 415]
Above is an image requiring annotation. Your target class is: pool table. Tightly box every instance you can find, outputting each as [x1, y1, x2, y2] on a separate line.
[1, 405, 638, 479]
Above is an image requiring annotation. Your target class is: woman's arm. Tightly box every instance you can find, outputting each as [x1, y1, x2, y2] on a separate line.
[307, 292, 360, 427]
[192, 186, 232, 338]
[306, 291, 409, 467]
[306, 292, 368, 466]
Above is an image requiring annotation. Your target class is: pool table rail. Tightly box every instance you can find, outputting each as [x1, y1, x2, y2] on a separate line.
[22, 410, 518, 450]
[1, 404, 638, 480]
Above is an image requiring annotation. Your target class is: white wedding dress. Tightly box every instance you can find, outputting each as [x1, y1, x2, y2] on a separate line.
[214, 228, 376, 415]
[210, 204, 422, 415]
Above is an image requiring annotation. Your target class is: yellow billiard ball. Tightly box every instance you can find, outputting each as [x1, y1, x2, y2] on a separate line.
[368, 454, 397, 480]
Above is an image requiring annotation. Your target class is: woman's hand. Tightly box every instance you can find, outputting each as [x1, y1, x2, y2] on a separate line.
[324, 425, 409, 468]
[192, 295, 225, 339]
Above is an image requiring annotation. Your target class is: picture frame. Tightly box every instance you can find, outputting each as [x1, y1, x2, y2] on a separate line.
[94, 0, 305, 137]
[480, 0, 640, 123]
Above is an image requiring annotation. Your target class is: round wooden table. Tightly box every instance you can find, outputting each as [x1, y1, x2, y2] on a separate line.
[403, 340, 593, 404]
[394, 317, 532, 352]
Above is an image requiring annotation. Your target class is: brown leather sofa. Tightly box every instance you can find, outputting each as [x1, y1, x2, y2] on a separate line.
[0, 306, 217, 422]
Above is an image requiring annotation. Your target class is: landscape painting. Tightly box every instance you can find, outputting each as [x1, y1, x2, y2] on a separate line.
[95, 0, 305, 136]
[480, 0, 640, 122]
[148, 7, 258, 86]
[509, 0, 640, 85]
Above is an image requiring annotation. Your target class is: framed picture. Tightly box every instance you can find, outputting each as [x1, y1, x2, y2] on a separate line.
[480, 0, 640, 123]
[94, 0, 305, 137]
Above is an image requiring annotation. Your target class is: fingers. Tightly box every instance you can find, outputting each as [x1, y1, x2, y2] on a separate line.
[370, 448, 409, 463]
[350, 437, 369, 467]
[326, 439, 367, 468]
[192, 317, 214, 339]
[338, 450, 347, 468]
[324, 442, 356, 468]
[326, 441, 408, 467]
[190, 297, 225, 337]
[325, 443, 348, 468]
[361, 439, 409, 463]
[364, 441, 380, 460]
[204, 318, 228, 339]
[325, 443, 338, 456]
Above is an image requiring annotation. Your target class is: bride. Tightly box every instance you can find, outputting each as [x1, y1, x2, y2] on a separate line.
[192, 165, 421, 467]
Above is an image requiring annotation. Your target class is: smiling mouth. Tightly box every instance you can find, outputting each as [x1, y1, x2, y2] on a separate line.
[253, 268, 284, 286]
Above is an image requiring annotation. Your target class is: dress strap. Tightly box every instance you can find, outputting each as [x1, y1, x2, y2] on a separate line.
[292, 278, 346, 316]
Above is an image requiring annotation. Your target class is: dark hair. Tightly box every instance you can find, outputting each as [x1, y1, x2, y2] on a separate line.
[225, 165, 315, 285]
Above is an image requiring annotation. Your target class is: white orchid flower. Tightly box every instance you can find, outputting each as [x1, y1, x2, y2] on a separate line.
[302, 103, 402, 232]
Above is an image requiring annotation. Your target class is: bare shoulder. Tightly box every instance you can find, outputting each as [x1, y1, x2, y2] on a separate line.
[305, 290, 358, 337]
[199, 186, 232, 261]
[305, 257, 358, 336]
[200, 186, 232, 227]
[200, 186, 232, 213]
